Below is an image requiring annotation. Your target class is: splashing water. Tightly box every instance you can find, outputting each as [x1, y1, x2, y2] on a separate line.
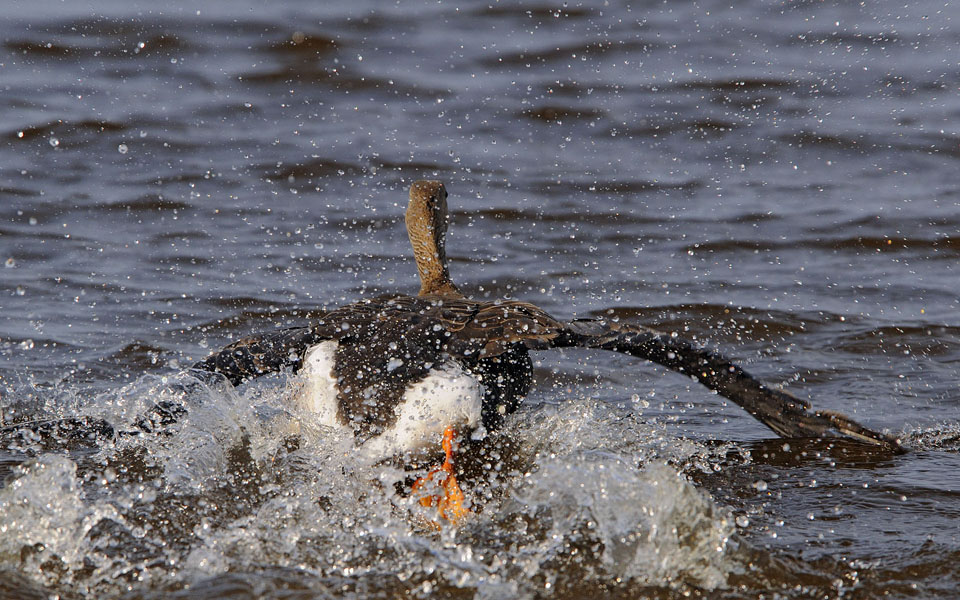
[0, 372, 751, 598]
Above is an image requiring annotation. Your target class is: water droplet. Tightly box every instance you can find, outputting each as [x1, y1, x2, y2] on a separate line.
[753, 480, 768, 492]
[19, 339, 34, 350]
[118, 144, 128, 154]
[4, 258, 15, 268]
[16, 286, 25, 296]
[736, 515, 749, 527]
[49, 137, 60, 147]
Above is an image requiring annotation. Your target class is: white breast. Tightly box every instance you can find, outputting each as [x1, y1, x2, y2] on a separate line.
[292, 340, 484, 460]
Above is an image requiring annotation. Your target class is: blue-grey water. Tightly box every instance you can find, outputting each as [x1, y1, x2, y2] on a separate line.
[1, 1, 959, 598]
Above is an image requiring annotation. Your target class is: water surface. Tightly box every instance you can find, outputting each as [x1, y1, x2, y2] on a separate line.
[2, 1, 959, 598]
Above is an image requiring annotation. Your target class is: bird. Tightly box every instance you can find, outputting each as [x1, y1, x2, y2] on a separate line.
[193, 180, 900, 523]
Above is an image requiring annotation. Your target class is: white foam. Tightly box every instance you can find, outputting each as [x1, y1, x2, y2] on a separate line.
[0, 455, 121, 567]
[0, 374, 745, 596]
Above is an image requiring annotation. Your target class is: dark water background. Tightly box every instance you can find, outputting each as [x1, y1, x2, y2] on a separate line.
[1, 0, 959, 597]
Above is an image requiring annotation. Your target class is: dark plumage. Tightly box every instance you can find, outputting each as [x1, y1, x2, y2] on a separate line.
[193, 181, 900, 452]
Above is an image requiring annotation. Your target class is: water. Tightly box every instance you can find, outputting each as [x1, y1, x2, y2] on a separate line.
[1, 0, 959, 597]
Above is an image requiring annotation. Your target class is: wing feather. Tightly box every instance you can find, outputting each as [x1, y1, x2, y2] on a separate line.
[191, 326, 325, 386]
[554, 318, 901, 450]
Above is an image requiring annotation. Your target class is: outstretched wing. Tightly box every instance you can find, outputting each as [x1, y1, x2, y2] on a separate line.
[551, 319, 901, 451]
[191, 326, 327, 386]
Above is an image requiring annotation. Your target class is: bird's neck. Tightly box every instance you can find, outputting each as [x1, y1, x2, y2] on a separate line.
[409, 228, 461, 297]
[415, 238, 461, 297]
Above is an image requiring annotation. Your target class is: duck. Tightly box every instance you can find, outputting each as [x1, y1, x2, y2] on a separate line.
[193, 180, 900, 523]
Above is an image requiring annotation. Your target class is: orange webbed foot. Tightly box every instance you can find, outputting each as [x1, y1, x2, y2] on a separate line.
[412, 427, 471, 526]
